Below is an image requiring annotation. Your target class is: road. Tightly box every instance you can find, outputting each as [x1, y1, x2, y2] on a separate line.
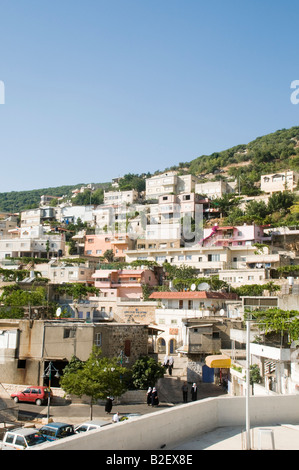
[16, 382, 227, 426]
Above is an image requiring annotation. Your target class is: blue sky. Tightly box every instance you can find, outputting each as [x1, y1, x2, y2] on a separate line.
[0, 0, 299, 192]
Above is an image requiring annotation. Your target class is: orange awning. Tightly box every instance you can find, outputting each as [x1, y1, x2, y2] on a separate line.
[205, 355, 231, 368]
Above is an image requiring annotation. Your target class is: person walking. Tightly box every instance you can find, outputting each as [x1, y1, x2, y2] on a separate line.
[168, 356, 174, 376]
[105, 396, 114, 414]
[146, 387, 152, 406]
[191, 383, 198, 401]
[181, 381, 188, 403]
[151, 387, 159, 407]
[163, 355, 169, 373]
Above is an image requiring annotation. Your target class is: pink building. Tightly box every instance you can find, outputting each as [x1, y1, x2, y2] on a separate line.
[92, 268, 158, 299]
[84, 233, 135, 260]
[202, 224, 270, 248]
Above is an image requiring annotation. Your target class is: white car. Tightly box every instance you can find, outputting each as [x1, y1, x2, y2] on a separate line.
[0, 427, 47, 450]
[74, 419, 111, 433]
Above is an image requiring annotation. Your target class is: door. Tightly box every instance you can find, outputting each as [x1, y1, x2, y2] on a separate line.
[169, 339, 176, 354]
[202, 365, 214, 383]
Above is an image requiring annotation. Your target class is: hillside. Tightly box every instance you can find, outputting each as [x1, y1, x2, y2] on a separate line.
[0, 182, 110, 213]
[184, 126, 299, 195]
[1, 126, 299, 213]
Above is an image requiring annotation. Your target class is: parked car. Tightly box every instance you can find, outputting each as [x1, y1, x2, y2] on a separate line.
[11, 386, 53, 406]
[0, 428, 47, 450]
[39, 422, 75, 441]
[75, 419, 111, 433]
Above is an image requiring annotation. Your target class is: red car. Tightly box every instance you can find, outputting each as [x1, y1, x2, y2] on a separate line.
[11, 386, 53, 406]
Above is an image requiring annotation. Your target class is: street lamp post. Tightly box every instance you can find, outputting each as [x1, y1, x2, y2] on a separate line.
[43, 361, 60, 422]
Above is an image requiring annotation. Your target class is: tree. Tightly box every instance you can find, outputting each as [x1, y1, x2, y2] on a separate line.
[250, 308, 299, 343]
[103, 249, 114, 263]
[250, 364, 262, 395]
[60, 348, 130, 420]
[0, 285, 48, 319]
[211, 194, 243, 217]
[267, 191, 295, 214]
[130, 355, 165, 390]
[55, 283, 99, 301]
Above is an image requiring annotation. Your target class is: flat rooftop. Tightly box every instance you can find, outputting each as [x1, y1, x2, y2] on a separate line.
[174, 424, 299, 450]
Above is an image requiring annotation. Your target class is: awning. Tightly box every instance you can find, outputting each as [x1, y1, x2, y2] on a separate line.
[205, 354, 231, 368]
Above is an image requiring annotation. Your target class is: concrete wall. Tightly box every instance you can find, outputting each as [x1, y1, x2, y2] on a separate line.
[35, 394, 299, 450]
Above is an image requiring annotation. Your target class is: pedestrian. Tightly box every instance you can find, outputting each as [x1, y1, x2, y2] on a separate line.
[112, 411, 120, 423]
[181, 381, 188, 403]
[163, 354, 169, 372]
[146, 387, 152, 406]
[168, 356, 174, 375]
[151, 387, 159, 407]
[105, 396, 114, 414]
[191, 383, 198, 401]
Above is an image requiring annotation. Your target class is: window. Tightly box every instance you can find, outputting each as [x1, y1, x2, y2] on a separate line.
[17, 359, 26, 369]
[95, 332, 102, 346]
[179, 300, 183, 309]
[5, 433, 15, 444]
[15, 436, 26, 447]
[63, 328, 76, 339]
[208, 254, 220, 262]
[124, 340, 131, 357]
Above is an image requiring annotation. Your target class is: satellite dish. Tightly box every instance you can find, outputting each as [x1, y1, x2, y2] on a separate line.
[220, 308, 225, 316]
[56, 307, 62, 317]
[190, 283, 196, 291]
[197, 282, 210, 291]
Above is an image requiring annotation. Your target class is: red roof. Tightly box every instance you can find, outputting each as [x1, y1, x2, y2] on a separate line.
[149, 291, 238, 300]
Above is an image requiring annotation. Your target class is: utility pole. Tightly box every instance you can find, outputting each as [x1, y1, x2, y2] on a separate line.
[246, 315, 251, 450]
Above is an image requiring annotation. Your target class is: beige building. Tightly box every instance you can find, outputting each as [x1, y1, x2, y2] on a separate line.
[0, 319, 150, 386]
[145, 172, 199, 200]
[195, 180, 236, 199]
[260, 170, 299, 194]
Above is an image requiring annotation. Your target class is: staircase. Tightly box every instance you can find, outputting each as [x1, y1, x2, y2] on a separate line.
[157, 354, 188, 404]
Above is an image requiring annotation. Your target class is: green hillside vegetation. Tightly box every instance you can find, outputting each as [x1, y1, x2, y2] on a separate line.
[179, 126, 299, 196]
[0, 182, 110, 213]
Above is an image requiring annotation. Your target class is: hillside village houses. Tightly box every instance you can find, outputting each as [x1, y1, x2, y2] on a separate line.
[0, 168, 299, 398]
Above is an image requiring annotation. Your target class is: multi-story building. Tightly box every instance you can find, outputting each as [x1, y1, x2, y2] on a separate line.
[37, 259, 95, 285]
[260, 170, 299, 194]
[92, 267, 159, 299]
[0, 215, 19, 238]
[145, 172, 199, 200]
[103, 189, 139, 206]
[195, 180, 236, 199]
[0, 225, 65, 260]
[0, 319, 150, 385]
[148, 290, 238, 357]
[84, 233, 135, 260]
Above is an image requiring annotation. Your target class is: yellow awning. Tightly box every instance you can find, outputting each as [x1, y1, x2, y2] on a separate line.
[205, 355, 231, 368]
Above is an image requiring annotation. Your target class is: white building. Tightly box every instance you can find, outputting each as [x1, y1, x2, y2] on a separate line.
[103, 189, 139, 206]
